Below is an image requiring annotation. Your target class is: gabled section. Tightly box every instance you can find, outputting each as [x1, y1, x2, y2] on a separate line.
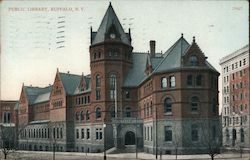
[182, 37, 207, 67]
[24, 85, 52, 105]
[91, 3, 131, 46]
[74, 73, 91, 94]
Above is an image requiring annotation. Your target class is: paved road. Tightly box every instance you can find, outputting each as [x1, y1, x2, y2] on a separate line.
[2, 151, 250, 160]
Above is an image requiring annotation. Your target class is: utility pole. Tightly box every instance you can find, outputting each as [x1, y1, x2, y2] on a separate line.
[155, 106, 158, 159]
[103, 121, 107, 160]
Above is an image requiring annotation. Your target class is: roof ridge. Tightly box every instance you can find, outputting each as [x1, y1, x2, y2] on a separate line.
[153, 37, 184, 72]
[59, 72, 82, 77]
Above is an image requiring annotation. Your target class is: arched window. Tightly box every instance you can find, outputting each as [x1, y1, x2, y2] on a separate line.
[187, 75, 193, 86]
[80, 111, 84, 121]
[191, 96, 199, 112]
[96, 74, 101, 100]
[164, 98, 172, 113]
[189, 55, 198, 66]
[75, 112, 79, 121]
[196, 75, 202, 86]
[161, 77, 167, 88]
[96, 107, 101, 119]
[240, 128, 244, 142]
[125, 107, 131, 117]
[96, 75, 101, 88]
[94, 52, 97, 59]
[86, 110, 90, 121]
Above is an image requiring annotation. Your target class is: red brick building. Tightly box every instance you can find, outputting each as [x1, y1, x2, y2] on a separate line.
[17, 3, 220, 154]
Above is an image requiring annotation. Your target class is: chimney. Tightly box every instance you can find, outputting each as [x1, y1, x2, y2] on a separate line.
[150, 40, 156, 57]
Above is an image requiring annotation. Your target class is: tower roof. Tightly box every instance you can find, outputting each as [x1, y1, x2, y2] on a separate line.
[91, 3, 131, 45]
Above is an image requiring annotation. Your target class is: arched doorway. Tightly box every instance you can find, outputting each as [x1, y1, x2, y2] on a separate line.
[125, 131, 135, 145]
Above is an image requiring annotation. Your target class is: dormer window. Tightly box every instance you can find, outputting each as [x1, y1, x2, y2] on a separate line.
[189, 55, 198, 66]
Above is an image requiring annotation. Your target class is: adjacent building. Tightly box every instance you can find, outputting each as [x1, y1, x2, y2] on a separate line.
[220, 45, 249, 149]
[17, 3, 220, 155]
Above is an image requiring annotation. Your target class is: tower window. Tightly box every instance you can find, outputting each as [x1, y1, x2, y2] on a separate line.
[191, 96, 199, 112]
[95, 107, 101, 119]
[196, 75, 202, 86]
[187, 75, 193, 86]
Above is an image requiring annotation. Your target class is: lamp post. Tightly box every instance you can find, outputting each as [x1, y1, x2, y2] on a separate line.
[103, 123, 107, 160]
[135, 117, 138, 159]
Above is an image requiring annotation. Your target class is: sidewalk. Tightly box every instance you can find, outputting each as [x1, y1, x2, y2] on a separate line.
[16, 150, 250, 160]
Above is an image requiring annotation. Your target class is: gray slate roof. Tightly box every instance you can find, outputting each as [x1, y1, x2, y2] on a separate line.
[123, 53, 148, 87]
[92, 3, 130, 45]
[34, 92, 51, 104]
[153, 37, 190, 73]
[59, 72, 82, 95]
[24, 86, 52, 105]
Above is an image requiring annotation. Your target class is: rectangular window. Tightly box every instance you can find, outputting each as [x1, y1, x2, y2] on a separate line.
[150, 127, 152, 141]
[125, 91, 130, 99]
[187, 75, 193, 86]
[87, 129, 90, 139]
[96, 129, 99, 140]
[96, 89, 101, 100]
[76, 129, 79, 139]
[243, 58, 246, 65]
[99, 129, 103, 140]
[110, 90, 115, 100]
[164, 126, 172, 141]
[81, 129, 84, 139]
[161, 77, 167, 88]
[169, 76, 175, 87]
[191, 125, 198, 141]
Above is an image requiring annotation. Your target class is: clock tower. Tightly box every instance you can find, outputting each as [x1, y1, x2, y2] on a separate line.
[89, 2, 133, 122]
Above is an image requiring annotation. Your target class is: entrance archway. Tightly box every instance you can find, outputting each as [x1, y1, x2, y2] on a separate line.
[125, 131, 135, 145]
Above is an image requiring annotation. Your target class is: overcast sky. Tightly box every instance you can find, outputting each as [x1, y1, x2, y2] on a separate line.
[1, 1, 249, 111]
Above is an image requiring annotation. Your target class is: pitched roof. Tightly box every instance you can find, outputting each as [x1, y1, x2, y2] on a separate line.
[153, 37, 190, 73]
[34, 92, 51, 104]
[24, 86, 52, 105]
[123, 52, 148, 87]
[59, 72, 82, 95]
[92, 3, 130, 45]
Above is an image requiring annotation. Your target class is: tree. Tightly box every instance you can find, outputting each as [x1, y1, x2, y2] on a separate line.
[200, 118, 222, 160]
[0, 123, 27, 159]
[172, 119, 182, 160]
[0, 125, 15, 159]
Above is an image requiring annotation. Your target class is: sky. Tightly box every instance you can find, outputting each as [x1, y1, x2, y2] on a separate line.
[0, 1, 249, 112]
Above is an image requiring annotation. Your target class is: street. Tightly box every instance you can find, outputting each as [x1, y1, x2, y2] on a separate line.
[1, 151, 250, 160]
